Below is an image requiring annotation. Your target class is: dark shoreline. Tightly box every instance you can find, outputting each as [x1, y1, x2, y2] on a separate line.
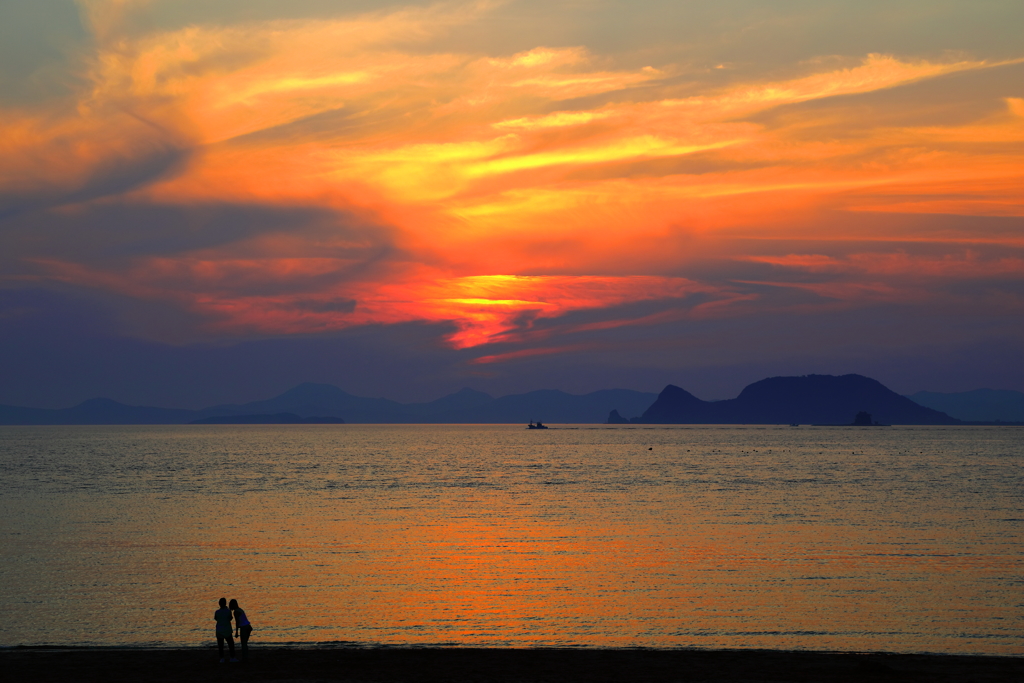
[3, 646, 1022, 682]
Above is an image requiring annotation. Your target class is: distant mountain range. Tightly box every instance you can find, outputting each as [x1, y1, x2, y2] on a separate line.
[1, 375, 1020, 425]
[0, 384, 657, 425]
[191, 413, 346, 425]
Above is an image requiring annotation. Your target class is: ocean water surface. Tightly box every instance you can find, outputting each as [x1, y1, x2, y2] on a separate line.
[0, 424, 1021, 654]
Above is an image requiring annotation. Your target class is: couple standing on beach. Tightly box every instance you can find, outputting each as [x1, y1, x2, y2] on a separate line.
[214, 597, 253, 662]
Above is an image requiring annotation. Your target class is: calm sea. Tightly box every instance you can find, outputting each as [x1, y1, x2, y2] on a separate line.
[1, 424, 1021, 654]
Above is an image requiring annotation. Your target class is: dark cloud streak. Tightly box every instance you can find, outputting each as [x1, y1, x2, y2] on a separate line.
[0, 144, 190, 221]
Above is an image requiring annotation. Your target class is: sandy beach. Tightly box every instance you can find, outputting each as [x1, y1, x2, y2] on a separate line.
[4, 647, 1021, 683]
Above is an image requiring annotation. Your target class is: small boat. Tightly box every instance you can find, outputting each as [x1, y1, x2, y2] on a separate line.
[527, 420, 548, 429]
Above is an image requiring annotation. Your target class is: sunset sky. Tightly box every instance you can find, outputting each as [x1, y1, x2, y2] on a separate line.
[2, 0, 1022, 408]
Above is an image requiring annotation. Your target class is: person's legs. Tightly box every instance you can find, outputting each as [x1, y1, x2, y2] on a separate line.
[240, 625, 252, 660]
[216, 635, 225, 660]
[227, 635, 236, 660]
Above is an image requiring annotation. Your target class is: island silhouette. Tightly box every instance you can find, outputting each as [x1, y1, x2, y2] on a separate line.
[622, 374, 958, 425]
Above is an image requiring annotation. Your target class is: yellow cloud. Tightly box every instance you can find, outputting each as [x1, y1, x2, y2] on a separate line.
[493, 111, 614, 130]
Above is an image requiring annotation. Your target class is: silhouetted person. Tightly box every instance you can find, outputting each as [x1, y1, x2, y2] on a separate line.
[214, 597, 237, 662]
[229, 599, 252, 661]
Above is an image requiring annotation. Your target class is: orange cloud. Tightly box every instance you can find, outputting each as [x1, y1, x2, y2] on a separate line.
[469, 345, 591, 365]
[747, 252, 1024, 278]
[3, 3, 1023, 358]
[31, 252, 709, 347]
